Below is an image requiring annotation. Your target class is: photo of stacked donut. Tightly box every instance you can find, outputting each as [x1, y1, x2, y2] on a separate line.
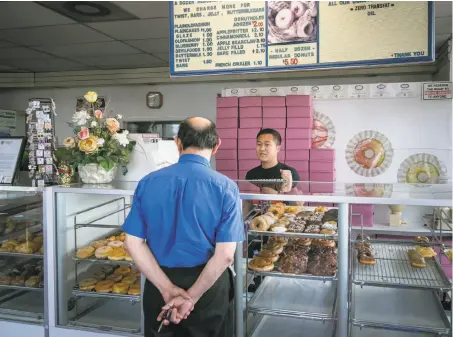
[248, 206, 338, 276]
[77, 265, 141, 296]
[268, 1, 318, 44]
[0, 232, 44, 255]
[355, 234, 376, 266]
[0, 260, 44, 288]
[75, 232, 133, 262]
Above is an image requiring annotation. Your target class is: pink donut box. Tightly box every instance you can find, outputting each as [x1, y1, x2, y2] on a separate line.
[262, 96, 286, 107]
[263, 107, 286, 118]
[220, 138, 237, 150]
[217, 128, 237, 139]
[287, 106, 313, 118]
[216, 159, 237, 171]
[263, 118, 286, 129]
[216, 118, 238, 129]
[286, 128, 312, 139]
[238, 139, 256, 150]
[285, 160, 309, 172]
[238, 160, 259, 170]
[217, 97, 238, 108]
[286, 139, 312, 149]
[310, 171, 336, 182]
[285, 95, 313, 107]
[240, 107, 262, 118]
[286, 117, 313, 129]
[309, 182, 335, 193]
[310, 148, 336, 162]
[239, 96, 262, 107]
[217, 170, 238, 180]
[238, 149, 257, 160]
[238, 128, 260, 139]
[216, 107, 238, 119]
[286, 149, 310, 161]
[310, 161, 335, 172]
[216, 149, 237, 160]
[240, 118, 262, 128]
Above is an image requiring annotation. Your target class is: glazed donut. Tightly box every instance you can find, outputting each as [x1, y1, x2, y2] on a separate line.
[275, 8, 294, 29]
[408, 249, 425, 268]
[312, 239, 336, 247]
[128, 283, 141, 296]
[320, 229, 336, 235]
[106, 274, 123, 282]
[76, 246, 95, 259]
[122, 275, 137, 285]
[108, 247, 126, 261]
[248, 257, 274, 272]
[314, 206, 329, 213]
[92, 271, 106, 281]
[359, 254, 376, 266]
[271, 226, 287, 233]
[107, 240, 124, 248]
[250, 216, 270, 231]
[268, 203, 285, 217]
[262, 214, 276, 226]
[95, 280, 114, 293]
[79, 278, 97, 291]
[114, 266, 131, 276]
[95, 246, 113, 260]
[268, 236, 288, 245]
[414, 236, 429, 243]
[285, 206, 301, 214]
[293, 238, 312, 246]
[415, 245, 437, 258]
[263, 242, 285, 254]
[112, 282, 129, 294]
[91, 240, 108, 249]
[106, 236, 117, 242]
[322, 223, 337, 230]
[290, 1, 307, 19]
[257, 250, 280, 262]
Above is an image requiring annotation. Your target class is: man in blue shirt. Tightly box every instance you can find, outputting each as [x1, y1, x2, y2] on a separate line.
[123, 117, 245, 337]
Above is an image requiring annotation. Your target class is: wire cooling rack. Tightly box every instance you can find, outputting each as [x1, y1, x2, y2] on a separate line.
[352, 243, 451, 289]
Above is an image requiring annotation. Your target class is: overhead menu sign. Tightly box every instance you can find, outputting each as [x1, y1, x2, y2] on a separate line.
[170, 1, 433, 76]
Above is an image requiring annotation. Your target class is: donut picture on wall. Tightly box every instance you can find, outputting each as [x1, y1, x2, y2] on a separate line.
[345, 130, 394, 177]
[345, 183, 393, 198]
[397, 153, 448, 186]
[267, 1, 318, 44]
[312, 111, 335, 148]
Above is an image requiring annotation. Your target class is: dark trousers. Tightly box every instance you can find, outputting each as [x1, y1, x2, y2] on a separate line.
[143, 264, 232, 337]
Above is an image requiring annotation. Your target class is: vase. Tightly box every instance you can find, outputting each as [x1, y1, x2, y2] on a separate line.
[78, 164, 118, 184]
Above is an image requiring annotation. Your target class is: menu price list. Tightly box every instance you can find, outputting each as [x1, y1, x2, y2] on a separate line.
[172, 1, 266, 72]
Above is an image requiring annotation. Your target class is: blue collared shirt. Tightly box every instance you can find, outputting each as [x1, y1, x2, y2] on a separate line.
[122, 154, 245, 268]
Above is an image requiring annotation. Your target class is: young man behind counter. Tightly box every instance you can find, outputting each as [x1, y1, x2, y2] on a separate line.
[123, 117, 245, 337]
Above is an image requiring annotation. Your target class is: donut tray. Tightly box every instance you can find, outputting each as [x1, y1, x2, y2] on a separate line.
[249, 269, 336, 282]
[0, 252, 43, 259]
[249, 230, 338, 240]
[72, 257, 135, 266]
[0, 283, 44, 292]
[352, 243, 451, 290]
[72, 286, 140, 302]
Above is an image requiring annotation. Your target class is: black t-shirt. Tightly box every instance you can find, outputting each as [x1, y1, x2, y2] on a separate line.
[245, 162, 300, 188]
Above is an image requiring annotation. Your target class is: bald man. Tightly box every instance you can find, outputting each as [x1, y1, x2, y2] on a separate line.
[124, 117, 245, 337]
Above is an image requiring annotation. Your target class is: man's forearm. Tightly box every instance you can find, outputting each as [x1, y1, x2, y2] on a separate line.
[187, 253, 233, 303]
[127, 240, 172, 294]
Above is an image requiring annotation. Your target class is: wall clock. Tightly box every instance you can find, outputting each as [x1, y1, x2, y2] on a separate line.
[146, 92, 163, 109]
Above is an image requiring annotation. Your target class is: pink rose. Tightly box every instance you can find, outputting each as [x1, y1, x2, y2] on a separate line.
[94, 110, 103, 119]
[77, 127, 89, 140]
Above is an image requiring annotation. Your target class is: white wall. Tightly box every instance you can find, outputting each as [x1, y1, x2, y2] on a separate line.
[0, 73, 432, 143]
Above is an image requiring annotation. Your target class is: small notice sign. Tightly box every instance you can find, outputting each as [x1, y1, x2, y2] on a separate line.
[143, 133, 161, 144]
[423, 82, 452, 100]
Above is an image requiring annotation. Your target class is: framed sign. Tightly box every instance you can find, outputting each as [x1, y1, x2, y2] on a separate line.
[0, 137, 26, 185]
[170, 1, 434, 76]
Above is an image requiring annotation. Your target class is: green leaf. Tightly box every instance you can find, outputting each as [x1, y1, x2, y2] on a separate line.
[99, 160, 108, 171]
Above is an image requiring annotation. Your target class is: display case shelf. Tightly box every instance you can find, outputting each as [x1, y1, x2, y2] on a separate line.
[248, 278, 336, 321]
[72, 288, 140, 302]
[249, 269, 336, 282]
[351, 285, 451, 334]
[0, 252, 43, 259]
[352, 243, 451, 289]
[0, 284, 44, 292]
[0, 224, 42, 243]
[248, 230, 337, 240]
[350, 325, 439, 337]
[248, 315, 335, 337]
[72, 257, 135, 266]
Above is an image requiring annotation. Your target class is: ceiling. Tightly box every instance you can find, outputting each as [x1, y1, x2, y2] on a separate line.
[0, 1, 451, 73]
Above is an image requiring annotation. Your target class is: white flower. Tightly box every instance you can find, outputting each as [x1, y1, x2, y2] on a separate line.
[91, 120, 97, 128]
[97, 138, 105, 147]
[113, 130, 130, 147]
[116, 114, 123, 120]
[72, 109, 91, 126]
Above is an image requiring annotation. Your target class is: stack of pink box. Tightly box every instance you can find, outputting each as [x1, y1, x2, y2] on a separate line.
[284, 95, 313, 183]
[350, 204, 374, 227]
[309, 148, 336, 195]
[215, 97, 239, 180]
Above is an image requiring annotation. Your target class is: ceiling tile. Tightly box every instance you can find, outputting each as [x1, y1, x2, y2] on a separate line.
[435, 1, 452, 18]
[73, 53, 167, 69]
[88, 18, 169, 40]
[0, 47, 54, 60]
[0, 41, 16, 48]
[1, 58, 93, 72]
[0, 2, 75, 29]
[114, 1, 169, 18]
[35, 41, 143, 58]
[435, 16, 453, 35]
[125, 38, 168, 53]
[0, 24, 113, 46]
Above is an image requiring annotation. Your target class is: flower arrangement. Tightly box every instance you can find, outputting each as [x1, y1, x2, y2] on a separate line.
[59, 91, 135, 176]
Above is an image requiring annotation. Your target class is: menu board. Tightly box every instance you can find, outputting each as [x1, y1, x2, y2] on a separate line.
[170, 1, 433, 76]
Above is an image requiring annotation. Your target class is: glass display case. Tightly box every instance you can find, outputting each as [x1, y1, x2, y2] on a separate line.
[50, 182, 141, 336]
[0, 186, 46, 337]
